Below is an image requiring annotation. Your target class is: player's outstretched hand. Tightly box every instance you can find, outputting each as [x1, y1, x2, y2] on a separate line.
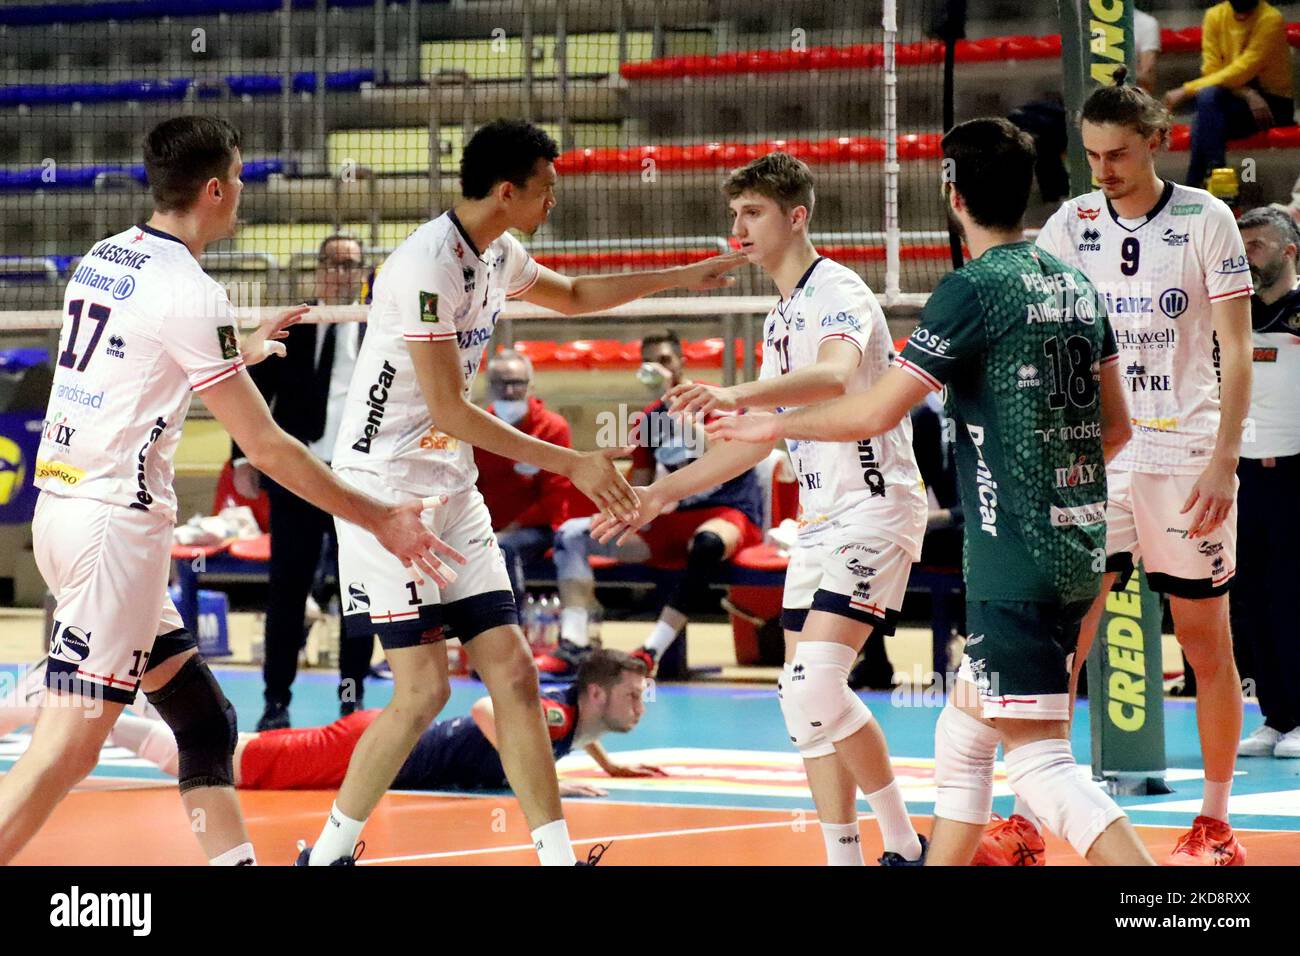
[590, 485, 665, 545]
[241, 304, 310, 366]
[704, 412, 782, 445]
[375, 495, 469, 587]
[560, 781, 609, 798]
[568, 448, 640, 523]
[605, 763, 667, 778]
[674, 250, 748, 292]
[1181, 457, 1236, 540]
[666, 381, 738, 417]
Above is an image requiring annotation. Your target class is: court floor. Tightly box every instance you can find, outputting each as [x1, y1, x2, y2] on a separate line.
[3, 667, 1298, 866]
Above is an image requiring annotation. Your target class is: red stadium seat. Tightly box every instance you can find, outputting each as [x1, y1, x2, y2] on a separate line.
[683, 338, 726, 366]
[588, 339, 639, 368]
[513, 340, 559, 367]
[955, 37, 1007, 62]
[229, 534, 271, 563]
[731, 543, 790, 573]
[1268, 126, 1300, 148]
[170, 542, 229, 562]
[1169, 124, 1192, 151]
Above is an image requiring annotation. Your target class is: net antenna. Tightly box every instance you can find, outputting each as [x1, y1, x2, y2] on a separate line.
[882, 0, 902, 307]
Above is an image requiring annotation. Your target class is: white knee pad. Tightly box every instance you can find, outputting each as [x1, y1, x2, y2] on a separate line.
[1005, 738, 1127, 858]
[932, 704, 999, 825]
[785, 643, 874, 746]
[778, 663, 835, 758]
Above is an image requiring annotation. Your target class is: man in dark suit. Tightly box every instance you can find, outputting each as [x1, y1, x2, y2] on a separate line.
[231, 234, 369, 730]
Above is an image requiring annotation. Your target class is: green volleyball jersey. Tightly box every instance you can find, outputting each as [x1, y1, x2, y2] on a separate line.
[896, 241, 1119, 604]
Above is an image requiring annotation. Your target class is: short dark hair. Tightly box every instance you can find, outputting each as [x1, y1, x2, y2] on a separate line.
[1081, 66, 1172, 143]
[640, 329, 683, 356]
[575, 648, 648, 698]
[142, 116, 241, 213]
[941, 118, 1036, 230]
[460, 119, 560, 200]
[317, 233, 362, 261]
[1239, 206, 1300, 262]
[722, 151, 815, 218]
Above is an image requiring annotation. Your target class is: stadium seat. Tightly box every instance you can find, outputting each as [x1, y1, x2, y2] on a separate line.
[619, 25, 1300, 81]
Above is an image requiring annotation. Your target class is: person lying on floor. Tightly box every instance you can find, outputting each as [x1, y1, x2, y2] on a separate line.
[0, 648, 663, 797]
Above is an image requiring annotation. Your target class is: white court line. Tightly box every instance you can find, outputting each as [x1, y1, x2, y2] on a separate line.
[359, 815, 860, 865]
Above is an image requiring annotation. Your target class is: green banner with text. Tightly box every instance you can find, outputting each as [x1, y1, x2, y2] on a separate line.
[1059, 0, 1138, 194]
[1087, 566, 1171, 793]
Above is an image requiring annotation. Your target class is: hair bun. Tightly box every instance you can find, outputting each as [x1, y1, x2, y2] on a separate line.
[1111, 65, 1129, 87]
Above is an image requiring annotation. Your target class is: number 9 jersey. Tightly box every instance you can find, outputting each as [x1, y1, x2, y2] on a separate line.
[35, 224, 248, 522]
[1036, 182, 1253, 474]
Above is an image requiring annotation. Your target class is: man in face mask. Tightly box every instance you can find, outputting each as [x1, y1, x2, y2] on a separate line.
[473, 350, 574, 608]
[548, 330, 765, 679]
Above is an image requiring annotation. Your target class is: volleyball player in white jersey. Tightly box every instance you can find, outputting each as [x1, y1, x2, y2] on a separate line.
[301, 120, 744, 866]
[595, 153, 928, 866]
[0, 116, 461, 866]
[991, 73, 1254, 865]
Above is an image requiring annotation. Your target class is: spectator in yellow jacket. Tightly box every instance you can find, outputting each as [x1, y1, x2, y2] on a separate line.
[1163, 0, 1293, 188]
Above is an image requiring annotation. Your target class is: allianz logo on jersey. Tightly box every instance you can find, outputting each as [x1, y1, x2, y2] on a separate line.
[351, 360, 397, 454]
[456, 325, 493, 350]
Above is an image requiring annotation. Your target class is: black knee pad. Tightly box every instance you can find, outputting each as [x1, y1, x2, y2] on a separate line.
[667, 531, 728, 614]
[145, 656, 238, 793]
[688, 530, 727, 565]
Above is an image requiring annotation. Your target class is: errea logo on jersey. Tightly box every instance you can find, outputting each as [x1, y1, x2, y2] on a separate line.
[1078, 227, 1101, 252]
[1016, 364, 1041, 388]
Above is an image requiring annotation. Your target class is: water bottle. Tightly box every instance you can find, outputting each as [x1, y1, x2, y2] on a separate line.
[522, 593, 541, 649]
[542, 594, 561, 648]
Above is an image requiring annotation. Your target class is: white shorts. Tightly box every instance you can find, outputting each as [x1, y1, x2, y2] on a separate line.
[1105, 470, 1237, 599]
[334, 472, 516, 649]
[34, 493, 194, 705]
[781, 533, 914, 636]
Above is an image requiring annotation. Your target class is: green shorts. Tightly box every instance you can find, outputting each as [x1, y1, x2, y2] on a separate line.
[956, 598, 1093, 720]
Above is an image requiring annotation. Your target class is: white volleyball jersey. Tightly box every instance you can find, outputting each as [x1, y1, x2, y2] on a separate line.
[1245, 283, 1300, 459]
[35, 224, 247, 522]
[1037, 182, 1252, 474]
[757, 256, 927, 558]
[331, 212, 540, 495]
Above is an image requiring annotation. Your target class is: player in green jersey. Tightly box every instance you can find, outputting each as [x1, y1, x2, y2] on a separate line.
[708, 118, 1155, 865]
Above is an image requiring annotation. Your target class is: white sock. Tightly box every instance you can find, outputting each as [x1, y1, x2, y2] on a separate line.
[865, 779, 922, 861]
[820, 821, 865, 866]
[644, 619, 680, 657]
[210, 842, 256, 866]
[1201, 779, 1232, 824]
[110, 714, 180, 777]
[310, 802, 366, 865]
[560, 608, 589, 647]
[1012, 795, 1043, 831]
[531, 819, 577, 866]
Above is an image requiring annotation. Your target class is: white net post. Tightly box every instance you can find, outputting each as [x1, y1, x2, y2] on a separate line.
[881, 0, 902, 306]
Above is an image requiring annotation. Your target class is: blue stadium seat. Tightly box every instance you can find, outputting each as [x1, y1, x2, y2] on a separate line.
[0, 1, 404, 28]
[0, 71, 373, 108]
[0, 159, 286, 192]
